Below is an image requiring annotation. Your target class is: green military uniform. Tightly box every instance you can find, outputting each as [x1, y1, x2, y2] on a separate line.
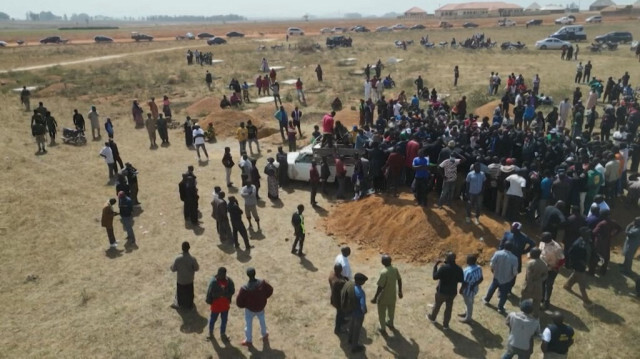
[377, 265, 401, 329]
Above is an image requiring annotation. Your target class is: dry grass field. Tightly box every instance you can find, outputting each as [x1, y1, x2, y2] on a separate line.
[1, 16, 639, 359]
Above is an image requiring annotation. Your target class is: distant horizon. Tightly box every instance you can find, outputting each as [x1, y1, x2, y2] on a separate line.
[2, 0, 626, 21]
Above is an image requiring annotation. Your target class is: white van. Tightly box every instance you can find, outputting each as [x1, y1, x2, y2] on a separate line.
[287, 27, 304, 36]
[550, 25, 586, 41]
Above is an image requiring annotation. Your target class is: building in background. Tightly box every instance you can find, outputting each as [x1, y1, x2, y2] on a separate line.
[402, 6, 428, 19]
[435, 2, 524, 18]
[589, 0, 616, 11]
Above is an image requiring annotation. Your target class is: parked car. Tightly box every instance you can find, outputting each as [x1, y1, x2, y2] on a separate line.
[197, 32, 215, 39]
[391, 24, 408, 30]
[409, 24, 425, 30]
[287, 144, 357, 183]
[0, 41, 7, 47]
[226, 31, 245, 38]
[439, 21, 453, 28]
[594, 31, 632, 44]
[332, 27, 347, 33]
[631, 41, 639, 51]
[498, 18, 516, 27]
[550, 25, 587, 41]
[555, 16, 575, 25]
[40, 36, 68, 44]
[535, 37, 572, 50]
[131, 32, 153, 41]
[326, 36, 352, 48]
[463, 22, 479, 28]
[207, 36, 227, 45]
[320, 28, 332, 34]
[526, 19, 543, 26]
[586, 15, 602, 23]
[287, 27, 304, 36]
[375, 26, 392, 32]
[351, 25, 370, 32]
[94, 35, 113, 43]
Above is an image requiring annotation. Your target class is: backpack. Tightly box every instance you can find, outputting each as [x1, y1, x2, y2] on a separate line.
[340, 281, 357, 313]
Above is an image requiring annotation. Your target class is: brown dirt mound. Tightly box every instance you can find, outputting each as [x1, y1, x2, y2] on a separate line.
[473, 99, 512, 120]
[185, 97, 274, 138]
[38, 83, 76, 97]
[323, 194, 507, 264]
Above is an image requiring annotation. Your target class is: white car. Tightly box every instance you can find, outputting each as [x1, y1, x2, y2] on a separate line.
[320, 28, 332, 34]
[375, 26, 392, 32]
[332, 27, 347, 33]
[555, 16, 575, 25]
[586, 16, 602, 23]
[0, 41, 7, 47]
[391, 24, 408, 30]
[287, 144, 355, 183]
[535, 37, 571, 50]
[287, 27, 304, 36]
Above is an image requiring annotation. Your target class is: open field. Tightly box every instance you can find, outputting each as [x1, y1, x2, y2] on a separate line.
[1, 17, 639, 359]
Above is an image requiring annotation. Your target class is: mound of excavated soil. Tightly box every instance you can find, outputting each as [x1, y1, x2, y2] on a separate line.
[38, 83, 76, 97]
[185, 97, 277, 138]
[473, 99, 512, 120]
[323, 194, 507, 264]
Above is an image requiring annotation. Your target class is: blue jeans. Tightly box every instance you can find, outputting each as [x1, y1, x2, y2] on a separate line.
[623, 237, 640, 273]
[120, 216, 135, 244]
[484, 278, 512, 311]
[209, 311, 228, 335]
[244, 309, 267, 342]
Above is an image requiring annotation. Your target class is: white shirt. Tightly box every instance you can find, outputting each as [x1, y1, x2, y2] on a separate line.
[364, 81, 371, 99]
[587, 201, 610, 217]
[393, 103, 402, 117]
[335, 254, 352, 280]
[505, 174, 526, 197]
[193, 128, 205, 145]
[100, 146, 114, 164]
[558, 101, 571, 119]
[239, 158, 253, 176]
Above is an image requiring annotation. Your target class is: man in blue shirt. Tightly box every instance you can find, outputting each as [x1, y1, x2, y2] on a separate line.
[500, 222, 535, 274]
[538, 170, 553, 220]
[466, 162, 486, 225]
[412, 149, 430, 206]
[274, 106, 288, 142]
[349, 273, 368, 353]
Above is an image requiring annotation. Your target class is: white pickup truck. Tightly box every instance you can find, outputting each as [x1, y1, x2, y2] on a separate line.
[287, 144, 361, 182]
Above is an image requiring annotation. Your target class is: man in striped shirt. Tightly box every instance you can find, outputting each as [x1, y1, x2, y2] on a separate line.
[459, 254, 483, 323]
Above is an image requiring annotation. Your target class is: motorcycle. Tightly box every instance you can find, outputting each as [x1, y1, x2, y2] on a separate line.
[62, 128, 87, 145]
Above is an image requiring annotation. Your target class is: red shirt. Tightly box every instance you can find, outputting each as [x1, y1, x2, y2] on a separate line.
[210, 279, 231, 313]
[405, 140, 420, 167]
[296, 80, 303, 90]
[322, 114, 334, 134]
[335, 158, 346, 176]
[386, 153, 405, 174]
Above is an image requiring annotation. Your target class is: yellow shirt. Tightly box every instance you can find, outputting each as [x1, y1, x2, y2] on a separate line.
[236, 127, 248, 142]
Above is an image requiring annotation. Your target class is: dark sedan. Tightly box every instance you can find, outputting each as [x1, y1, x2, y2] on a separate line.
[40, 36, 68, 44]
[409, 24, 425, 30]
[594, 31, 633, 44]
[131, 32, 153, 41]
[207, 37, 227, 45]
[351, 25, 370, 33]
[526, 19, 543, 27]
[226, 31, 245, 38]
[94, 35, 114, 43]
[197, 32, 215, 39]
[463, 22, 479, 28]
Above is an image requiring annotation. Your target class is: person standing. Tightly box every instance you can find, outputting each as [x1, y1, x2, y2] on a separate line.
[99, 142, 116, 180]
[329, 263, 348, 335]
[246, 120, 260, 155]
[453, 66, 459, 87]
[239, 154, 253, 187]
[310, 160, 320, 206]
[315, 64, 323, 82]
[45, 111, 58, 144]
[520, 248, 548, 318]
[108, 139, 124, 171]
[157, 114, 169, 145]
[295, 78, 306, 103]
[216, 192, 233, 243]
[121, 162, 141, 205]
[274, 106, 288, 142]
[240, 182, 260, 230]
[148, 97, 159, 120]
[118, 191, 136, 247]
[183, 116, 194, 148]
[371, 255, 403, 333]
[291, 204, 305, 256]
[205, 267, 235, 341]
[276, 146, 289, 187]
[335, 154, 347, 200]
[502, 299, 540, 359]
[504, 169, 527, 222]
[205, 70, 213, 90]
[563, 227, 592, 305]
[341, 272, 368, 353]
[271, 81, 282, 109]
[20, 86, 31, 111]
[539, 232, 564, 310]
[437, 154, 462, 208]
[291, 106, 303, 137]
[335, 246, 352, 280]
[228, 196, 251, 250]
[427, 252, 463, 329]
[104, 117, 114, 140]
[412, 149, 431, 207]
[162, 95, 172, 119]
[222, 147, 235, 187]
[170, 241, 200, 309]
[236, 122, 248, 155]
[483, 241, 519, 314]
[321, 112, 335, 148]
[583, 61, 592, 83]
[466, 162, 486, 224]
[236, 267, 273, 347]
[88, 106, 100, 140]
[73, 109, 85, 132]
[179, 173, 200, 225]
[590, 209, 622, 276]
[622, 217, 640, 275]
[193, 124, 208, 161]
[101, 198, 119, 249]
[32, 118, 47, 153]
[459, 254, 483, 323]
[264, 158, 279, 199]
[500, 222, 536, 284]
[541, 311, 575, 359]
[145, 113, 157, 149]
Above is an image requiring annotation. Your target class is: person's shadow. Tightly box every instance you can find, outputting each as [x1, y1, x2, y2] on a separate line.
[380, 328, 420, 358]
[248, 340, 285, 359]
[105, 247, 124, 259]
[442, 326, 488, 358]
[185, 221, 205, 236]
[270, 198, 284, 208]
[248, 227, 266, 240]
[467, 320, 503, 349]
[584, 303, 625, 325]
[210, 336, 247, 359]
[217, 242, 237, 254]
[299, 255, 318, 272]
[175, 307, 208, 334]
[338, 325, 372, 357]
[312, 205, 329, 217]
[198, 159, 209, 167]
[236, 248, 252, 263]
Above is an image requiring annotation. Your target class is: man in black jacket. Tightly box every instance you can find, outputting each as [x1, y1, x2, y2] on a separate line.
[291, 204, 305, 256]
[228, 196, 251, 251]
[427, 252, 464, 330]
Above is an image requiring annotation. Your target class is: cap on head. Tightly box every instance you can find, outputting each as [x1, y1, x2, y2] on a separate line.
[511, 222, 522, 231]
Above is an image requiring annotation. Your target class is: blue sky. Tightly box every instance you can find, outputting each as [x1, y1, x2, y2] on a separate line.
[2, 1, 623, 20]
